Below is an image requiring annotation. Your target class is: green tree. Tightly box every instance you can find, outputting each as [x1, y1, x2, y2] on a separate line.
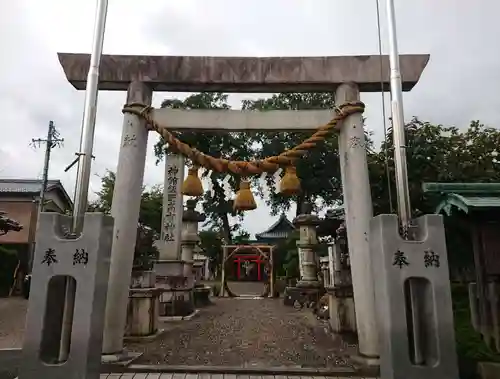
[232, 230, 251, 244]
[241, 93, 346, 216]
[152, 92, 370, 247]
[198, 229, 223, 276]
[371, 118, 500, 216]
[89, 170, 161, 270]
[370, 118, 500, 281]
[153, 93, 256, 243]
[139, 185, 163, 235]
[277, 230, 300, 278]
[88, 170, 115, 214]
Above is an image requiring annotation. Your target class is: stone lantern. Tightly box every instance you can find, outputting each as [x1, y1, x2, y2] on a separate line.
[293, 202, 322, 288]
[181, 199, 206, 291]
[283, 202, 323, 308]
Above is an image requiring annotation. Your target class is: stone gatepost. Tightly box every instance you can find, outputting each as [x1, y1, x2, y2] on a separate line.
[20, 213, 113, 379]
[370, 214, 458, 379]
[319, 257, 330, 287]
[326, 224, 357, 334]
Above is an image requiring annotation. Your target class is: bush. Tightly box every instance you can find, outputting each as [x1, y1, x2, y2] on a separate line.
[452, 284, 500, 378]
[0, 246, 18, 297]
[133, 225, 159, 271]
[211, 284, 221, 297]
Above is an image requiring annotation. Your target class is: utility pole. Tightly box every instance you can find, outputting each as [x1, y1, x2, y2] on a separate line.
[30, 121, 64, 267]
[31, 121, 64, 214]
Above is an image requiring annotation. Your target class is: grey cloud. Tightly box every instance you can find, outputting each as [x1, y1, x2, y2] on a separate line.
[1, 0, 499, 237]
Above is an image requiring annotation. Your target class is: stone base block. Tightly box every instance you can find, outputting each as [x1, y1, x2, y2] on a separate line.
[154, 260, 184, 278]
[159, 309, 200, 322]
[130, 270, 156, 288]
[478, 362, 500, 379]
[124, 328, 166, 343]
[101, 350, 142, 366]
[159, 290, 194, 317]
[296, 280, 322, 288]
[326, 292, 357, 334]
[350, 353, 380, 367]
[193, 286, 211, 307]
[283, 286, 323, 308]
[125, 288, 161, 338]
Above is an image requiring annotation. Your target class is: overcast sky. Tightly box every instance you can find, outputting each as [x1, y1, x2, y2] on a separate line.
[0, 0, 498, 237]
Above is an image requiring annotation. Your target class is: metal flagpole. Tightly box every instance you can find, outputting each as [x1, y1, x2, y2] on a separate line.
[385, 0, 412, 234]
[72, 0, 109, 233]
[384, 0, 425, 364]
[58, 0, 109, 362]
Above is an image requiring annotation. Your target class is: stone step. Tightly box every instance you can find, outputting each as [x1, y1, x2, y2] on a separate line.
[103, 365, 380, 379]
[100, 375, 377, 379]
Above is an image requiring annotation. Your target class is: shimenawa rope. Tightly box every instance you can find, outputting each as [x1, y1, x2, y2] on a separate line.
[122, 101, 365, 177]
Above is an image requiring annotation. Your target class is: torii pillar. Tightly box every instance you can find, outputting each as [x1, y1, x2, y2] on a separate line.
[57, 52, 429, 360]
[336, 82, 378, 361]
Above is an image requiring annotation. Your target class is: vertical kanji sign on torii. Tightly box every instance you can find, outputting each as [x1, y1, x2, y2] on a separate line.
[159, 152, 185, 259]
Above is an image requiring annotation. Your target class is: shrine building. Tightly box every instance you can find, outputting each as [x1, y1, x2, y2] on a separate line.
[230, 213, 295, 281]
[254, 213, 295, 244]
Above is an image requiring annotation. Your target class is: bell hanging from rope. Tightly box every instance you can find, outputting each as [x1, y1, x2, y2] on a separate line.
[233, 179, 257, 211]
[181, 165, 204, 197]
[279, 166, 301, 196]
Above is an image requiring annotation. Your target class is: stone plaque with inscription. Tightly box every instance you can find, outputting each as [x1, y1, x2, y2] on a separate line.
[370, 214, 458, 379]
[158, 152, 185, 259]
[19, 212, 113, 379]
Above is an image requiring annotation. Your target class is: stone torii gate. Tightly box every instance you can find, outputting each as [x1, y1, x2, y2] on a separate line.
[58, 52, 429, 362]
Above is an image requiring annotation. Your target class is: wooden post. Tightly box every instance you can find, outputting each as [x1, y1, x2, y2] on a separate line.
[471, 221, 492, 344]
[220, 246, 227, 297]
[270, 246, 275, 298]
[236, 257, 241, 280]
[257, 258, 261, 281]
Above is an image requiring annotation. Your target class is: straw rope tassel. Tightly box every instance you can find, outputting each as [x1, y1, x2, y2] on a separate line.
[182, 166, 204, 197]
[233, 180, 257, 211]
[280, 166, 301, 196]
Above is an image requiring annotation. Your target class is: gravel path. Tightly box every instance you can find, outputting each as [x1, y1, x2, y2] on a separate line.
[0, 296, 356, 369]
[127, 298, 355, 368]
[0, 297, 27, 349]
[226, 281, 265, 296]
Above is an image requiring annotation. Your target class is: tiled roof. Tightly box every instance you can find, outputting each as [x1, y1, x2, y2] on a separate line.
[423, 182, 500, 215]
[255, 213, 295, 240]
[0, 179, 73, 208]
[0, 179, 59, 192]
